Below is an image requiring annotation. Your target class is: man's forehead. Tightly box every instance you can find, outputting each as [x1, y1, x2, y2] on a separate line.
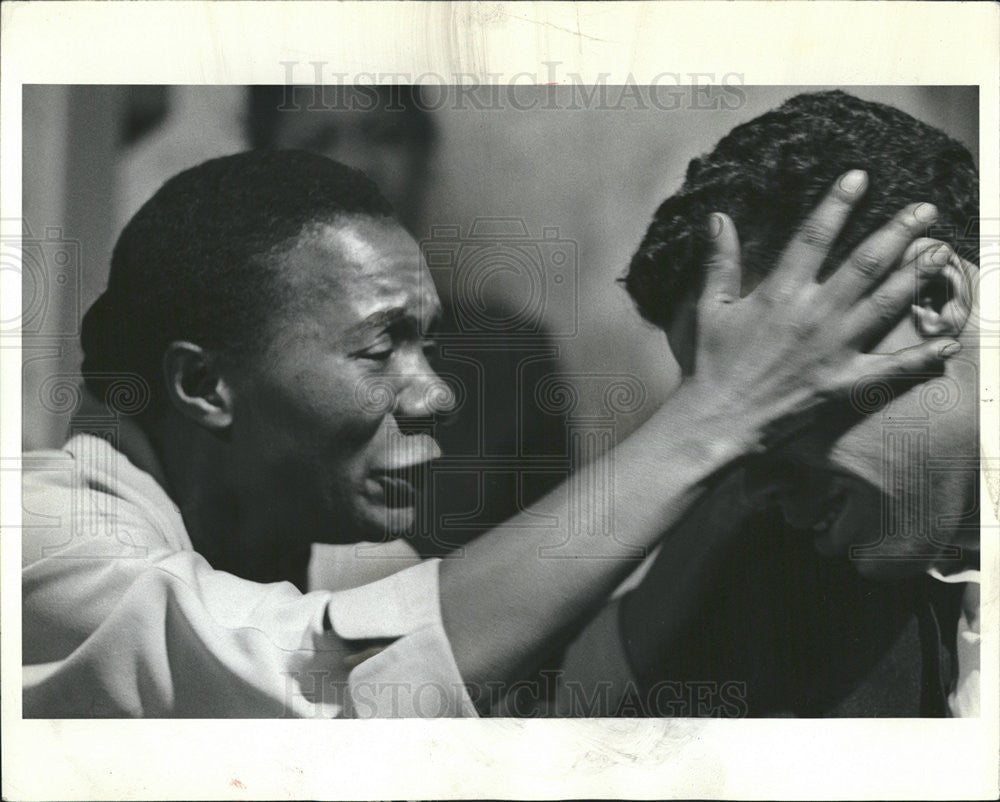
[301, 217, 419, 272]
[279, 217, 439, 325]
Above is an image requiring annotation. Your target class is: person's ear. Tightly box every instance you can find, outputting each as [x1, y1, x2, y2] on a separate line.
[911, 246, 973, 338]
[162, 341, 235, 432]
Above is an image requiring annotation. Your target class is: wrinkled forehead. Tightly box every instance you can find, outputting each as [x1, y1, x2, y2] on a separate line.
[272, 217, 440, 330]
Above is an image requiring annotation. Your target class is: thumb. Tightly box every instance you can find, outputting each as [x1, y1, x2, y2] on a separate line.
[701, 212, 742, 305]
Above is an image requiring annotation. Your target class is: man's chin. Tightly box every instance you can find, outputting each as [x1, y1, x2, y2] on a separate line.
[308, 500, 416, 545]
[355, 503, 417, 543]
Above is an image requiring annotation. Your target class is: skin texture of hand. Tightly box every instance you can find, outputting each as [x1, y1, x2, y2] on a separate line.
[679, 170, 961, 452]
[439, 171, 962, 711]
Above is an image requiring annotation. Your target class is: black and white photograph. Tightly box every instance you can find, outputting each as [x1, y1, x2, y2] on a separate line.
[3, 2, 998, 800]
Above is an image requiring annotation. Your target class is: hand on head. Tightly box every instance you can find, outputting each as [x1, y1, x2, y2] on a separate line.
[678, 170, 964, 452]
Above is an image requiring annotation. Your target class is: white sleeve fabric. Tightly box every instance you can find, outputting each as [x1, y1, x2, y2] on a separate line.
[928, 566, 981, 718]
[22, 448, 477, 718]
[326, 563, 478, 718]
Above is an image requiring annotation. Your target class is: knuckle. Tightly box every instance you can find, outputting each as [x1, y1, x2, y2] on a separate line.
[868, 290, 901, 323]
[879, 214, 916, 244]
[850, 247, 884, 279]
[704, 256, 730, 273]
[788, 315, 818, 340]
[763, 286, 794, 307]
[796, 220, 835, 251]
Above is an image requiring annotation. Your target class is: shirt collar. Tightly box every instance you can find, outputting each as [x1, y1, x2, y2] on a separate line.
[70, 384, 171, 490]
[928, 565, 981, 585]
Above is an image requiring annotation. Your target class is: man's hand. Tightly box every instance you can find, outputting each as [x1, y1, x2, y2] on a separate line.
[680, 170, 961, 451]
[439, 171, 965, 703]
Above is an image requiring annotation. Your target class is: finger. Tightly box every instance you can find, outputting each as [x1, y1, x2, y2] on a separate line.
[843, 239, 951, 347]
[821, 202, 939, 308]
[700, 212, 742, 305]
[758, 169, 867, 299]
[846, 340, 961, 413]
[860, 339, 961, 386]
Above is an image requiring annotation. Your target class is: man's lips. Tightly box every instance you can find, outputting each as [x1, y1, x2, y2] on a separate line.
[368, 472, 419, 508]
[366, 459, 434, 509]
[365, 432, 442, 509]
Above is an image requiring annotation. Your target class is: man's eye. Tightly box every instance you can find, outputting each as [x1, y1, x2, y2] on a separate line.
[360, 346, 394, 362]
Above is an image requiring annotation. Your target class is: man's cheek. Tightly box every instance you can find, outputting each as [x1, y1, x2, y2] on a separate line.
[926, 463, 978, 557]
[844, 435, 962, 565]
[800, 423, 886, 493]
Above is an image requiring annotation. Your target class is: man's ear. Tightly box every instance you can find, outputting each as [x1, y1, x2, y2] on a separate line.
[162, 341, 235, 432]
[912, 250, 973, 338]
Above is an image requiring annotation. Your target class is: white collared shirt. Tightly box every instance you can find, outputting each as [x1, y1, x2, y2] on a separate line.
[22, 431, 477, 718]
[928, 565, 981, 718]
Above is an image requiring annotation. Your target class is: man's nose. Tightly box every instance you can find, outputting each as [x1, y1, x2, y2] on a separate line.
[395, 367, 458, 420]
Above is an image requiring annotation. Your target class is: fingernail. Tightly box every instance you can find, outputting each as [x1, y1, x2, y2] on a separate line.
[839, 170, 867, 194]
[931, 244, 951, 265]
[708, 213, 724, 239]
[939, 341, 962, 357]
[914, 203, 938, 223]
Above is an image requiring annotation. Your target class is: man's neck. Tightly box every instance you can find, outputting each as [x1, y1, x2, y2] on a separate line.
[154, 418, 312, 590]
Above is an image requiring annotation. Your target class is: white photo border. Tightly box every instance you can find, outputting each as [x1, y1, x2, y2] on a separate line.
[2, 2, 997, 800]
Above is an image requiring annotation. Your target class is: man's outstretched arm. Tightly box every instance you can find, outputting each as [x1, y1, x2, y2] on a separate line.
[439, 172, 963, 707]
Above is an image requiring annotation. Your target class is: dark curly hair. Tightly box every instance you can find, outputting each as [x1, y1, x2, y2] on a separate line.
[81, 149, 395, 421]
[623, 90, 979, 331]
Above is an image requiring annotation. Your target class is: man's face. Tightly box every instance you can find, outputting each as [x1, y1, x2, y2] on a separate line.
[226, 217, 449, 544]
[669, 259, 979, 580]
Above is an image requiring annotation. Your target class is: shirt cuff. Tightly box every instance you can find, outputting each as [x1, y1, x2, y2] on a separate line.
[326, 558, 478, 718]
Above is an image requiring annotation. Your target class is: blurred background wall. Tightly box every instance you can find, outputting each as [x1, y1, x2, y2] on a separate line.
[21, 85, 978, 453]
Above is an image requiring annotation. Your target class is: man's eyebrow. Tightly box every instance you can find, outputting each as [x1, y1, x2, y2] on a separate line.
[346, 308, 408, 336]
[346, 306, 440, 337]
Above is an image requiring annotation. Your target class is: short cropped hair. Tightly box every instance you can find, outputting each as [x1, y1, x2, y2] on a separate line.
[623, 90, 980, 330]
[81, 149, 395, 419]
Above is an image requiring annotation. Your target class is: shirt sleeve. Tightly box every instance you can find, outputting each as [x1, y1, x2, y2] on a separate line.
[326, 560, 479, 718]
[22, 462, 476, 718]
